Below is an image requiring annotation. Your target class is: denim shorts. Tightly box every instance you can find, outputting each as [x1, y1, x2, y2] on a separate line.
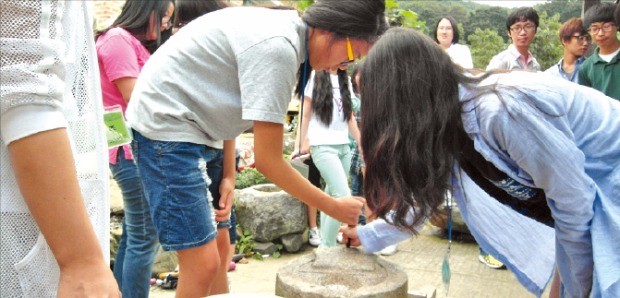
[132, 130, 226, 251]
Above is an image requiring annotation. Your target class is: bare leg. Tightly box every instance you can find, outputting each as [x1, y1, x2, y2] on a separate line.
[549, 267, 560, 298]
[209, 228, 231, 295]
[308, 205, 318, 228]
[175, 241, 219, 297]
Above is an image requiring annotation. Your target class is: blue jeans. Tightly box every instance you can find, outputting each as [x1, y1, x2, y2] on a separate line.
[311, 144, 351, 247]
[132, 130, 219, 251]
[110, 147, 159, 298]
[229, 207, 238, 244]
[205, 149, 232, 231]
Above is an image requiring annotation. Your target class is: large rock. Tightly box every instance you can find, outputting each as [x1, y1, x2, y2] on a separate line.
[276, 246, 408, 297]
[152, 248, 178, 277]
[235, 184, 307, 242]
[280, 233, 304, 253]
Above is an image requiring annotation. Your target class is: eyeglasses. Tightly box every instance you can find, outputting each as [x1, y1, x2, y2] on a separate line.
[509, 24, 536, 33]
[569, 35, 592, 43]
[588, 22, 616, 35]
[339, 37, 356, 68]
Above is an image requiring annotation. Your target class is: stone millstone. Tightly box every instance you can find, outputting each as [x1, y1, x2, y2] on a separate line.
[276, 246, 408, 298]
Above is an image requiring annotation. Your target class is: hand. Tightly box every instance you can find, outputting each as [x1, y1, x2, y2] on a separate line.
[328, 196, 365, 226]
[58, 261, 120, 297]
[300, 142, 310, 157]
[339, 225, 361, 247]
[215, 177, 235, 222]
[290, 150, 300, 160]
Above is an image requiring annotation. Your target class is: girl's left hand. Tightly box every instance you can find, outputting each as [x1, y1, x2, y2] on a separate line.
[215, 177, 235, 221]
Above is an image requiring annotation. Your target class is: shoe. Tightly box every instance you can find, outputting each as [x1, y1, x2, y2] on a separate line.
[309, 227, 321, 246]
[379, 245, 397, 256]
[478, 253, 506, 269]
[228, 261, 236, 272]
[336, 232, 343, 244]
[160, 274, 178, 289]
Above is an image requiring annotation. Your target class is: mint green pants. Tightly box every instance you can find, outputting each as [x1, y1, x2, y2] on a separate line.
[310, 144, 352, 247]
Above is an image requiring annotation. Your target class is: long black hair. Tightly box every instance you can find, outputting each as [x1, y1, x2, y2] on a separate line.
[360, 28, 491, 232]
[173, 0, 228, 28]
[96, 0, 173, 52]
[310, 70, 353, 126]
[294, 0, 388, 98]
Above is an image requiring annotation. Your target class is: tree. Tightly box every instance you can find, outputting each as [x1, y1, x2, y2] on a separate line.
[534, 0, 582, 22]
[467, 28, 506, 69]
[530, 11, 564, 70]
[386, 0, 427, 33]
[463, 7, 510, 43]
[295, 0, 314, 11]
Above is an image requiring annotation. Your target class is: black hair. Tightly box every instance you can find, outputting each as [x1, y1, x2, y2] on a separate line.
[360, 27, 498, 232]
[294, 0, 388, 99]
[506, 7, 539, 32]
[583, 2, 616, 29]
[173, 0, 228, 28]
[433, 16, 460, 44]
[96, 0, 173, 53]
[310, 70, 353, 126]
[350, 61, 364, 95]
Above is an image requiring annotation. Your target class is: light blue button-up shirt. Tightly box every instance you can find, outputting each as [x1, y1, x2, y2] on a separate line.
[544, 56, 586, 83]
[358, 71, 620, 297]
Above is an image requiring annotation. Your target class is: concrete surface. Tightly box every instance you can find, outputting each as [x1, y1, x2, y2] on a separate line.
[148, 227, 547, 297]
[275, 246, 408, 297]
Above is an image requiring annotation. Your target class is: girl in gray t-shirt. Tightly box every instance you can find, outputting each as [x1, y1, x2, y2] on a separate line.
[126, 1, 387, 295]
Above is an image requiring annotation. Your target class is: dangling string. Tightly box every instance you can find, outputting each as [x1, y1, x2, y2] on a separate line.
[442, 195, 453, 295]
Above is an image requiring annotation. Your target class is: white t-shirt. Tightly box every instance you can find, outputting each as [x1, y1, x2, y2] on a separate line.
[446, 43, 474, 69]
[304, 71, 354, 146]
[1, 1, 109, 296]
[126, 7, 307, 149]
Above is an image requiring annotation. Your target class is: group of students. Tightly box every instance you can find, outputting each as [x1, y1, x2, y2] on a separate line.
[1, 1, 619, 297]
[428, 4, 620, 273]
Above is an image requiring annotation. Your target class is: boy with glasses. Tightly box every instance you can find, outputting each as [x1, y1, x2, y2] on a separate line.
[579, 2, 620, 100]
[545, 18, 590, 83]
[486, 7, 541, 71]
[480, 6, 541, 270]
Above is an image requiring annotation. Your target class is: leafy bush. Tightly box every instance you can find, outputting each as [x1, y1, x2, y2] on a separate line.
[236, 228, 255, 257]
[468, 28, 506, 69]
[235, 168, 270, 189]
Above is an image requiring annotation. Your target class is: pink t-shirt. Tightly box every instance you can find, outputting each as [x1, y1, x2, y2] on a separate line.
[96, 27, 150, 164]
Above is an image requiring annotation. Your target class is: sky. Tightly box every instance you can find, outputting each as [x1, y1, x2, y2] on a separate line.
[471, 1, 549, 8]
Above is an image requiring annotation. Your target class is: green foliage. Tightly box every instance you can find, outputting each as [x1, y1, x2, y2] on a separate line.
[386, 0, 428, 33]
[235, 168, 270, 189]
[530, 11, 564, 70]
[534, 0, 582, 23]
[295, 0, 314, 12]
[236, 228, 255, 257]
[463, 7, 510, 43]
[272, 244, 283, 258]
[468, 28, 506, 69]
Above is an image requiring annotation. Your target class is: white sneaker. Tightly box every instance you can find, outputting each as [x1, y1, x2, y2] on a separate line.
[337, 232, 343, 244]
[309, 227, 321, 246]
[379, 244, 397, 256]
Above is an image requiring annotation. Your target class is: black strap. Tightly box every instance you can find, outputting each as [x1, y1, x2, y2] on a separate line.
[458, 136, 554, 227]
